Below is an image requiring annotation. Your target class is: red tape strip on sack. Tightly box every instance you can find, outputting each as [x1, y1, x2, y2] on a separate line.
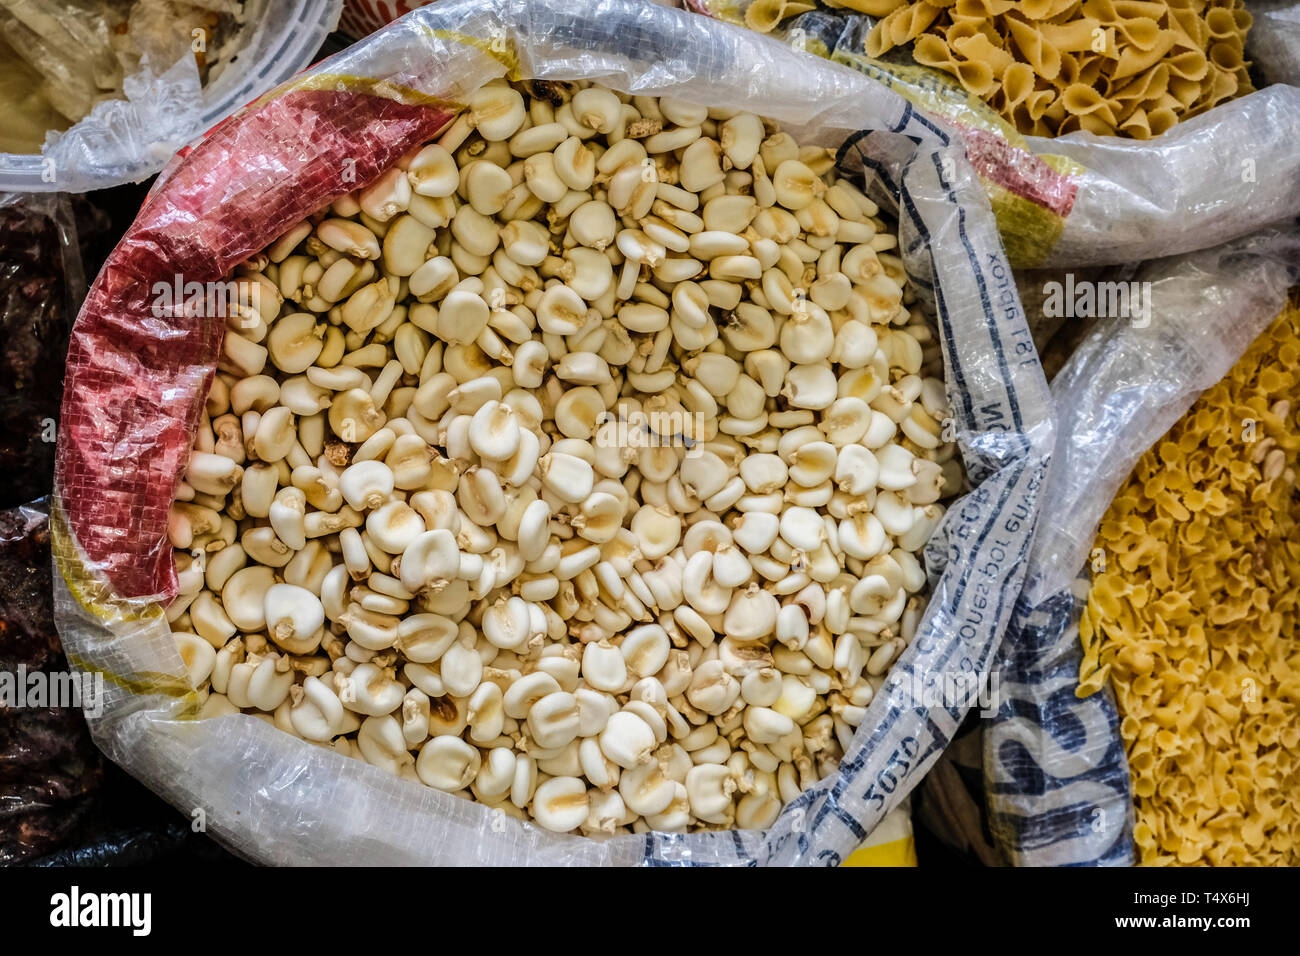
[56, 87, 453, 601]
[960, 126, 1077, 219]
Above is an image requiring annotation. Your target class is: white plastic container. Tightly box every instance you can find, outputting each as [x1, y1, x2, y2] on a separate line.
[0, 0, 341, 193]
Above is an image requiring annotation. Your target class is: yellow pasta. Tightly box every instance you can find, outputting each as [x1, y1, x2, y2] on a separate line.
[1117, 17, 1164, 51]
[946, 14, 1002, 45]
[743, 0, 817, 32]
[1040, 17, 1106, 51]
[1166, 48, 1210, 81]
[1017, 0, 1081, 19]
[952, 33, 1018, 76]
[1112, 0, 1167, 17]
[1040, 95, 1069, 124]
[1105, 68, 1146, 98]
[1061, 82, 1119, 122]
[859, 0, 1254, 138]
[1209, 39, 1244, 71]
[865, 2, 945, 57]
[1061, 51, 1085, 84]
[1145, 106, 1179, 134]
[914, 34, 998, 93]
[1061, 111, 1118, 134]
[1112, 30, 1177, 79]
[1007, 17, 1066, 79]
[1001, 61, 1039, 107]
[1118, 106, 1153, 135]
[1203, 62, 1241, 102]
[1077, 54, 1107, 85]
[954, 0, 1016, 15]
[1169, 5, 1211, 46]
[1205, 5, 1240, 38]
[823, 0, 909, 14]
[1079, 296, 1300, 867]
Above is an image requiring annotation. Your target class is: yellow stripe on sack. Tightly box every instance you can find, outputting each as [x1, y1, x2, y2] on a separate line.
[49, 499, 164, 627]
[48, 498, 198, 708]
[833, 51, 1028, 146]
[64, 650, 198, 706]
[1041, 152, 1085, 180]
[985, 152, 1085, 268]
[842, 836, 918, 867]
[424, 28, 522, 80]
[265, 73, 466, 113]
[984, 180, 1066, 269]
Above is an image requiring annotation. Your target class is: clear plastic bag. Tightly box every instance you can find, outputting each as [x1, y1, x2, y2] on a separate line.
[1249, 0, 1300, 85]
[0, 0, 342, 193]
[1020, 89, 1300, 268]
[52, 0, 1053, 865]
[0, 193, 94, 508]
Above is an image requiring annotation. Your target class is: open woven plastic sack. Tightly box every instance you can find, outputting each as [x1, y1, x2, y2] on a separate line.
[681, 1, 1300, 866]
[52, 0, 1052, 865]
[986, 225, 1300, 866]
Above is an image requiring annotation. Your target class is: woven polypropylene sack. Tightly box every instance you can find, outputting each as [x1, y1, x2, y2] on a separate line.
[986, 226, 1300, 866]
[52, 0, 1052, 865]
[688, 0, 1300, 867]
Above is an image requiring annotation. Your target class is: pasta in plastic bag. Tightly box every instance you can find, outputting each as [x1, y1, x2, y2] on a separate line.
[686, 1, 1300, 271]
[52, 0, 1052, 865]
[986, 225, 1300, 865]
[1078, 295, 1300, 866]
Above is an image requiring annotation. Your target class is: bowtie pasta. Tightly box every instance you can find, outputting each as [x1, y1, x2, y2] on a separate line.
[1078, 296, 1300, 866]
[865, 0, 1254, 138]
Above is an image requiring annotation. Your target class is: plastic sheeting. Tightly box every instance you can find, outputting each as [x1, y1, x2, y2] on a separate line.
[52, 0, 1053, 865]
[1023, 87, 1300, 268]
[340, 0, 684, 41]
[1249, 0, 1300, 86]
